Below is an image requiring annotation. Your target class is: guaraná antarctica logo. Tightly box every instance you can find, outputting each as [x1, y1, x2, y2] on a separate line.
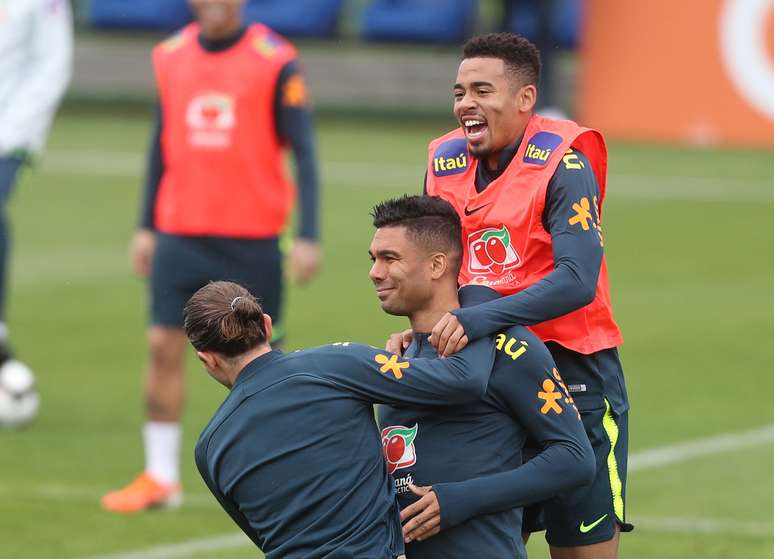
[468, 225, 521, 275]
[186, 92, 236, 148]
[381, 424, 418, 475]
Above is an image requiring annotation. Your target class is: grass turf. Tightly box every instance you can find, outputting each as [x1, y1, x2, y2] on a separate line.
[0, 110, 772, 558]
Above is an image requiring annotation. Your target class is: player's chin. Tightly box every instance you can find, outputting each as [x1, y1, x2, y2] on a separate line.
[467, 141, 490, 159]
[379, 299, 408, 318]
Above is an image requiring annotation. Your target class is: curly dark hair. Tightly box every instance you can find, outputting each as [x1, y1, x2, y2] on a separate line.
[371, 195, 462, 272]
[462, 32, 541, 88]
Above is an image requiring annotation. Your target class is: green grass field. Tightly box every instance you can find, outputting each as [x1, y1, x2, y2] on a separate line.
[1, 109, 772, 559]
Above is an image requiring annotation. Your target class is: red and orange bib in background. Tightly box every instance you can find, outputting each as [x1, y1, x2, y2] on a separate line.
[153, 23, 296, 238]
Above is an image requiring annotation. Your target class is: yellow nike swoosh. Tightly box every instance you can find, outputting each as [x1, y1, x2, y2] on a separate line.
[579, 514, 608, 533]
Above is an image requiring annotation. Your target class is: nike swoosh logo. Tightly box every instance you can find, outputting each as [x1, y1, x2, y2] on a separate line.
[579, 514, 608, 533]
[463, 203, 491, 216]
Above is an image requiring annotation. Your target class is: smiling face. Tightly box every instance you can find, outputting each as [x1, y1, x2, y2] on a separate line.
[189, 0, 245, 40]
[453, 57, 536, 168]
[368, 226, 437, 317]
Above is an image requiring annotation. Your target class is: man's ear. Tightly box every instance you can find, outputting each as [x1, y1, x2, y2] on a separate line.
[263, 313, 273, 342]
[429, 252, 448, 280]
[197, 350, 218, 371]
[518, 84, 537, 113]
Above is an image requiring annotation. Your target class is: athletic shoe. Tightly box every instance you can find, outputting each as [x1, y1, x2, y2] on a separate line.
[101, 472, 182, 513]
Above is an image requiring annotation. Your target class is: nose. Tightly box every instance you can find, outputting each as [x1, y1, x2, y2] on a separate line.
[369, 260, 385, 283]
[457, 90, 477, 114]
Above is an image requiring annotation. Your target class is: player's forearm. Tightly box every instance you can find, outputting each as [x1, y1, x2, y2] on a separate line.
[289, 128, 320, 240]
[386, 335, 494, 404]
[454, 264, 596, 339]
[275, 61, 320, 240]
[329, 338, 494, 406]
[454, 230, 602, 339]
[138, 106, 163, 230]
[432, 438, 595, 530]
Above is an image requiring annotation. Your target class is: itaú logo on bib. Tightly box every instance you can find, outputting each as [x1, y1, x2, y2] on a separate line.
[523, 131, 563, 165]
[381, 424, 418, 474]
[432, 138, 469, 177]
[186, 93, 235, 149]
[468, 226, 521, 275]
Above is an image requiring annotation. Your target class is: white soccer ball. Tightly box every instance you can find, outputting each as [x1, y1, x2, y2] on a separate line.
[0, 359, 39, 428]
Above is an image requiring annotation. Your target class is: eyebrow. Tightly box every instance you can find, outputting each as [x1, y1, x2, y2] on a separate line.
[454, 80, 495, 89]
[370, 249, 401, 259]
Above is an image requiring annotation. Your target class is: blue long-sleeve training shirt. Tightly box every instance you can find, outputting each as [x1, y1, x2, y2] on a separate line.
[377, 287, 594, 559]
[139, 26, 320, 240]
[195, 336, 495, 559]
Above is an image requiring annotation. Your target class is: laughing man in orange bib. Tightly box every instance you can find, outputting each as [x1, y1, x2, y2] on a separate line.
[390, 33, 633, 559]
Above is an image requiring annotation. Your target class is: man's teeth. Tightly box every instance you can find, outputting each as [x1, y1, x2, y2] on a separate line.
[465, 120, 485, 127]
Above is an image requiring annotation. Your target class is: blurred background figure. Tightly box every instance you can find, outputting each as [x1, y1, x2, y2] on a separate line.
[0, 0, 73, 362]
[502, 0, 571, 118]
[100, 0, 321, 513]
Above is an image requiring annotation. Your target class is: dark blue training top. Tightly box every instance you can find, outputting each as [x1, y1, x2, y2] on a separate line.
[195, 336, 495, 559]
[378, 287, 594, 559]
[140, 26, 320, 240]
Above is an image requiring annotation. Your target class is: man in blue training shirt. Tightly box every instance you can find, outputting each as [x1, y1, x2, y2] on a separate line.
[368, 196, 594, 558]
[186, 280, 495, 559]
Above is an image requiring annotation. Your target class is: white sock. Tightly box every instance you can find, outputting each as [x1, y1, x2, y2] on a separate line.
[143, 421, 181, 485]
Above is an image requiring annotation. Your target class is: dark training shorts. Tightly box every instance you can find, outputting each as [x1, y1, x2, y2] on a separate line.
[150, 233, 284, 340]
[522, 343, 634, 547]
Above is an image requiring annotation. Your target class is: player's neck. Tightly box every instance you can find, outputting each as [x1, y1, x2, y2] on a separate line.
[484, 152, 501, 171]
[408, 289, 460, 333]
[201, 20, 244, 43]
[227, 344, 272, 388]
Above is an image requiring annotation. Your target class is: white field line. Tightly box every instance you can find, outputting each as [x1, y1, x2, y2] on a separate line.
[79, 517, 774, 559]
[39, 150, 774, 202]
[82, 533, 251, 559]
[629, 423, 774, 471]
[62, 423, 774, 559]
[635, 516, 774, 537]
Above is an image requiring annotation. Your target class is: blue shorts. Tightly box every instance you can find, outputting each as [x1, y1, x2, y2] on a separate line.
[150, 233, 283, 339]
[523, 343, 633, 547]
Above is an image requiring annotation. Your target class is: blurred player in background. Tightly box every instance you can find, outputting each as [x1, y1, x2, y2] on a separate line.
[388, 33, 631, 558]
[369, 195, 594, 558]
[0, 0, 72, 362]
[187, 280, 496, 559]
[102, 0, 321, 513]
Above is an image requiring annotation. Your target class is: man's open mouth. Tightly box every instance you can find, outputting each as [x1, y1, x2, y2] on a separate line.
[462, 116, 488, 141]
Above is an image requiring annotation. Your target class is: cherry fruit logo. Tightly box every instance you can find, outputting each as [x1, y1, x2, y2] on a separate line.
[380, 424, 418, 474]
[468, 226, 521, 274]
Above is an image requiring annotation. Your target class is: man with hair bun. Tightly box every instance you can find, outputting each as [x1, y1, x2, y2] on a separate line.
[186, 280, 497, 559]
[408, 32, 632, 558]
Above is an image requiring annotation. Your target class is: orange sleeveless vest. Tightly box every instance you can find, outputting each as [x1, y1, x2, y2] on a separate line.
[152, 23, 296, 238]
[426, 115, 623, 354]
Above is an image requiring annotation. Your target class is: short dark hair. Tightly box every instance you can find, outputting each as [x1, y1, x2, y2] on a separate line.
[371, 195, 462, 272]
[462, 32, 541, 88]
[184, 281, 268, 357]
